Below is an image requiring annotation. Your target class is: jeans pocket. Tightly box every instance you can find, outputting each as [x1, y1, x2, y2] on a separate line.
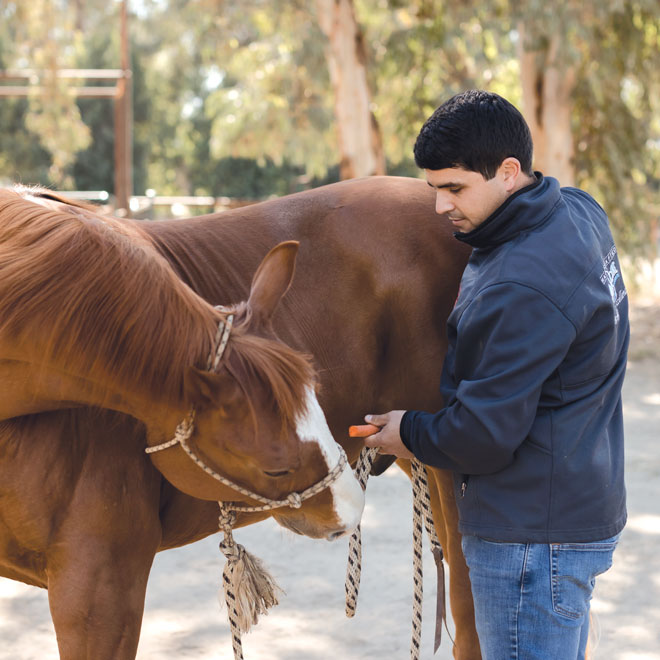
[550, 535, 619, 620]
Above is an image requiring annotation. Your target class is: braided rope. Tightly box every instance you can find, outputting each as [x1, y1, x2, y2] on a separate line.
[345, 446, 379, 617]
[208, 312, 233, 371]
[409, 458, 444, 657]
[411, 461, 424, 658]
[217, 508, 282, 660]
[345, 452, 444, 659]
[184, 435, 348, 509]
[219, 509, 246, 660]
[415, 461, 448, 654]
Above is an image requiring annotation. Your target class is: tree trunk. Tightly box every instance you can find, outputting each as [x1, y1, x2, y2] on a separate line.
[315, 0, 385, 179]
[518, 24, 576, 186]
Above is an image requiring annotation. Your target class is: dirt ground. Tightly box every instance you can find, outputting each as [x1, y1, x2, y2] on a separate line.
[1, 304, 659, 660]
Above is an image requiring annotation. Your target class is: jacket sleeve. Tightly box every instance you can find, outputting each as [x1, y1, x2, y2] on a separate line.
[400, 282, 576, 473]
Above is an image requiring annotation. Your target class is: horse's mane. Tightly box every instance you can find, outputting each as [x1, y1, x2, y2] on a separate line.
[0, 187, 314, 423]
[0, 186, 220, 405]
[226, 303, 315, 430]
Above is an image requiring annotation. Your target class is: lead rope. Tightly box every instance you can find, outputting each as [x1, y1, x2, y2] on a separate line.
[345, 450, 446, 659]
[410, 458, 447, 657]
[345, 446, 379, 617]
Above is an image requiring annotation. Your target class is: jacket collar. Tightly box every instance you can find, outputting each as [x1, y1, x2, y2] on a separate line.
[454, 173, 560, 249]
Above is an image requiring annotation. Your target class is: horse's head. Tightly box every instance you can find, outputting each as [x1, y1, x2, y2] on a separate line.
[148, 242, 365, 540]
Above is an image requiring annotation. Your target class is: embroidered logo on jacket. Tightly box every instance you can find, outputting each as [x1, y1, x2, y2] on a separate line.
[600, 245, 627, 325]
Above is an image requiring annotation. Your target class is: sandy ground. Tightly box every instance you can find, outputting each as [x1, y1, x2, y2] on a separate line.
[1, 305, 659, 660]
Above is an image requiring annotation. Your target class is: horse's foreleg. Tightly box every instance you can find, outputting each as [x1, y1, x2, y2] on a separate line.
[47, 535, 159, 660]
[45, 444, 163, 660]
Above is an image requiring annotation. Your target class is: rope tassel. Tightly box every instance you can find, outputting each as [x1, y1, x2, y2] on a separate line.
[220, 538, 282, 632]
[217, 506, 283, 660]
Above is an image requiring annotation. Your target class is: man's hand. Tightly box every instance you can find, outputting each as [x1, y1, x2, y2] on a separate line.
[362, 410, 415, 459]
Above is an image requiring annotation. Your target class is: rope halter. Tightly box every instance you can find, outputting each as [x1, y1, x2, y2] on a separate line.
[145, 310, 233, 456]
[144, 308, 351, 660]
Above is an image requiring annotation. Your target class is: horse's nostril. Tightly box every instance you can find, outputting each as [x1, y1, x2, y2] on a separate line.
[326, 529, 347, 542]
[264, 469, 291, 478]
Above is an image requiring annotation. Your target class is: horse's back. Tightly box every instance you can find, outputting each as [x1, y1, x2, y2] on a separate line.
[150, 175, 462, 281]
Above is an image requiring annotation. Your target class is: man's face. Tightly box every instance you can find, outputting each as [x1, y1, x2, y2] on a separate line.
[425, 166, 511, 233]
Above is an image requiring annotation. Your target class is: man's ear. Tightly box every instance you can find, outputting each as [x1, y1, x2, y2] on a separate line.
[247, 241, 299, 324]
[499, 157, 522, 191]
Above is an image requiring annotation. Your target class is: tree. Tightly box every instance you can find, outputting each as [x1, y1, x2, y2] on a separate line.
[516, 0, 660, 252]
[1, 0, 657, 257]
[0, 0, 92, 188]
[315, 0, 385, 178]
[518, 22, 577, 185]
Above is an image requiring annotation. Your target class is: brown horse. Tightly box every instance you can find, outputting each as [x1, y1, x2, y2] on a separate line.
[0, 177, 479, 658]
[0, 187, 365, 540]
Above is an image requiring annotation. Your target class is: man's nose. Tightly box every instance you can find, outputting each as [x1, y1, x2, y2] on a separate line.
[435, 192, 454, 215]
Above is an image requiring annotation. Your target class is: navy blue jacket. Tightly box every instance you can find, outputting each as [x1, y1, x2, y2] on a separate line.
[401, 174, 628, 542]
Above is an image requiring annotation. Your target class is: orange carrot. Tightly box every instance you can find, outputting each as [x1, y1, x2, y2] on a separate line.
[348, 423, 381, 437]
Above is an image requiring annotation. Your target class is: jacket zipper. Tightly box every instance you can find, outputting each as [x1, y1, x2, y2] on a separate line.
[461, 475, 469, 497]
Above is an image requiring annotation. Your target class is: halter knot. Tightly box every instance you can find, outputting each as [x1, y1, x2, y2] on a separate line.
[218, 508, 237, 531]
[174, 415, 194, 442]
[286, 492, 303, 509]
[219, 538, 242, 562]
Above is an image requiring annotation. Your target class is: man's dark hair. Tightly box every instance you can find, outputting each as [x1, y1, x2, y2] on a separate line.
[413, 90, 534, 179]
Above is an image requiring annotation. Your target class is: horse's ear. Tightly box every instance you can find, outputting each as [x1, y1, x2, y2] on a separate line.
[247, 241, 299, 323]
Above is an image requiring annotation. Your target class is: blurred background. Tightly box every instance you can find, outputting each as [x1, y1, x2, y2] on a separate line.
[1, 0, 659, 291]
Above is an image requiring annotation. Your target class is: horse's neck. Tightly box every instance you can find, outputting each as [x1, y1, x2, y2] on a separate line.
[0, 195, 220, 419]
[141, 208, 331, 366]
[142, 213, 281, 304]
[0, 358, 180, 432]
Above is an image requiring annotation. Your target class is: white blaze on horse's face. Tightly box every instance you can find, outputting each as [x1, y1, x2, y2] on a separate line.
[296, 387, 364, 538]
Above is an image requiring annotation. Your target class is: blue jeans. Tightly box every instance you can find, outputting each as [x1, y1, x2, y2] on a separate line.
[461, 533, 620, 660]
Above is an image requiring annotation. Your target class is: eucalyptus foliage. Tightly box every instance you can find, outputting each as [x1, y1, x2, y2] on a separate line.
[0, 0, 657, 254]
[515, 0, 660, 253]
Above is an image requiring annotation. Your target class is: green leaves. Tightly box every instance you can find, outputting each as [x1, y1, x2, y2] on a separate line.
[1, 0, 95, 187]
[0, 0, 657, 258]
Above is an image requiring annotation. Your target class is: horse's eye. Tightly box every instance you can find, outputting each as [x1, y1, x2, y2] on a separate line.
[264, 469, 291, 478]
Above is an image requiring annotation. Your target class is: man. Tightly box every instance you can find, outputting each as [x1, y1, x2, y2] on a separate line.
[365, 90, 628, 659]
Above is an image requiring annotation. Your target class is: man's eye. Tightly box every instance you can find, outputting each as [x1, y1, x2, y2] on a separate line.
[449, 187, 462, 194]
